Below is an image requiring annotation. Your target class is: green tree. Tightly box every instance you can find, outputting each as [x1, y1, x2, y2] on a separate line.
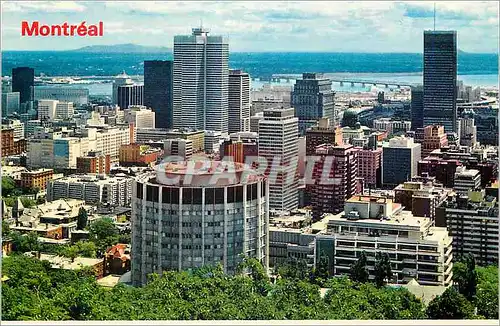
[87, 218, 119, 253]
[76, 207, 88, 230]
[74, 241, 97, 258]
[475, 265, 498, 319]
[20, 197, 36, 208]
[2, 176, 17, 197]
[452, 254, 477, 301]
[373, 252, 392, 287]
[350, 251, 369, 283]
[341, 110, 359, 128]
[427, 287, 476, 319]
[311, 250, 329, 285]
[64, 245, 79, 262]
[2, 220, 11, 237]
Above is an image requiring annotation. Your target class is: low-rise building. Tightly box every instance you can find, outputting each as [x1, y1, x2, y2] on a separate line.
[394, 176, 452, 220]
[316, 195, 453, 286]
[136, 128, 204, 152]
[119, 144, 161, 167]
[37, 253, 104, 279]
[76, 151, 111, 174]
[47, 174, 133, 206]
[104, 243, 131, 275]
[20, 168, 54, 190]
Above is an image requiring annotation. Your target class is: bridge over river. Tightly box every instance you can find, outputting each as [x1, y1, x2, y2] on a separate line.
[252, 74, 416, 88]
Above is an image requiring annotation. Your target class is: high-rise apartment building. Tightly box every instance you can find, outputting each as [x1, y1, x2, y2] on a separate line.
[357, 147, 382, 189]
[12, 67, 34, 105]
[258, 108, 299, 213]
[312, 144, 358, 220]
[411, 85, 424, 131]
[291, 73, 336, 134]
[228, 69, 251, 133]
[382, 136, 421, 186]
[144, 60, 173, 129]
[173, 27, 229, 132]
[436, 190, 498, 266]
[131, 161, 269, 285]
[423, 31, 457, 132]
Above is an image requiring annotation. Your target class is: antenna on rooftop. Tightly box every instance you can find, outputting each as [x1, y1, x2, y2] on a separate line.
[433, 2, 436, 31]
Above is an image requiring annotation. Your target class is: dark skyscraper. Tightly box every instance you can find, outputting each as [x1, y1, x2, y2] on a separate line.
[411, 85, 424, 131]
[117, 85, 144, 111]
[423, 31, 457, 133]
[12, 67, 34, 105]
[144, 60, 173, 129]
[291, 73, 336, 135]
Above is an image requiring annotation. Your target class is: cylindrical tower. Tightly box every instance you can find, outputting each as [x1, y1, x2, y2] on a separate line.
[131, 160, 269, 286]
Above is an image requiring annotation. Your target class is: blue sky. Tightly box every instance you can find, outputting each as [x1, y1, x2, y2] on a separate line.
[1, 1, 499, 52]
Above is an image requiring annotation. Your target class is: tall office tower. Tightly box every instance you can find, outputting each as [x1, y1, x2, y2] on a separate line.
[144, 60, 173, 129]
[459, 109, 477, 147]
[112, 72, 134, 104]
[410, 85, 424, 131]
[291, 73, 336, 135]
[117, 85, 144, 110]
[423, 31, 457, 133]
[12, 67, 34, 106]
[228, 69, 251, 133]
[2, 92, 20, 116]
[173, 27, 229, 132]
[131, 161, 269, 286]
[258, 108, 299, 213]
[312, 144, 358, 220]
[382, 136, 421, 187]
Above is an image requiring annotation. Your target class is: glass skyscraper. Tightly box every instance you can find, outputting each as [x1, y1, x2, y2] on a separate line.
[12, 67, 34, 105]
[173, 27, 229, 133]
[144, 60, 173, 129]
[423, 31, 457, 133]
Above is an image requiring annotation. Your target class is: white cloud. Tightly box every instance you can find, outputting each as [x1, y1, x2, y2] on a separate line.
[2, 1, 87, 12]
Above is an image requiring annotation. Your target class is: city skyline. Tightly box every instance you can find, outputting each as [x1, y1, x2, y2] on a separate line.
[1, 1, 499, 53]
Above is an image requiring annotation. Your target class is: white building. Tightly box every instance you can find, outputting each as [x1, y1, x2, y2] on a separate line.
[258, 107, 299, 213]
[173, 27, 229, 132]
[316, 195, 453, 286]
[228, 69, 251, 133]
[47, 174, 133, 206]
[37, 99, 58, 120]
[3, 119, 25, 139]
[55, 101, 74, 119]
[164, 138, 193, 160]
[123, 106, 155, 128]
[204, 130, 223, 154]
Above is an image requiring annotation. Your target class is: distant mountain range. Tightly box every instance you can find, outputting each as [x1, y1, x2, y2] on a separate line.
[71, 43, 171, 53]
